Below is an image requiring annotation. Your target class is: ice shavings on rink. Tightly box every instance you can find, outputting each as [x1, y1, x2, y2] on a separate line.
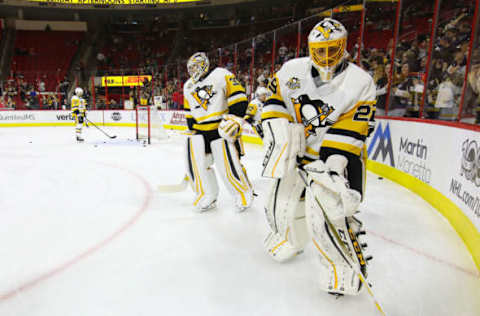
[0, 126, 479, 316]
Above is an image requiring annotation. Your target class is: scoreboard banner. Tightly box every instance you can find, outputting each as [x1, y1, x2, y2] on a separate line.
[28, 0, 201, 4]
[101, 75, 152, 87]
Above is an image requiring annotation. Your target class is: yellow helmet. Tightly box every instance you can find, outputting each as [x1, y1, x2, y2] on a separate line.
[308, 18, 347, 82]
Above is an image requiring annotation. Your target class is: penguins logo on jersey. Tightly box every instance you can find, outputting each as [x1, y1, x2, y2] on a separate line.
[192, 85, 216, 110]
[286, 77, 301, 90]
[291, 94, 335, 136]
[315, 20, 343, 40]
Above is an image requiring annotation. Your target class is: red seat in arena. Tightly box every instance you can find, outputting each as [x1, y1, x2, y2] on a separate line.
[10, 30, 85, 108]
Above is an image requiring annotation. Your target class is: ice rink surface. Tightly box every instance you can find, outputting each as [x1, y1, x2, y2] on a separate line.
[0, 126, 479, 316]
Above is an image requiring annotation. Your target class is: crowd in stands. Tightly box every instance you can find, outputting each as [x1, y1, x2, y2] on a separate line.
[1, 1, 478, 124]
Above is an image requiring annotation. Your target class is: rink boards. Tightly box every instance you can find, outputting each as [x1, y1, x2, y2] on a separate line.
[1, 109, 479, 272]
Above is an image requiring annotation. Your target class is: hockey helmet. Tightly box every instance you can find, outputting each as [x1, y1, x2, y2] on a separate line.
[75, 87, 84, 97]
[187, 52, 210, 83]
[308, 18, 348, 82]
[255, 87, 270, 100]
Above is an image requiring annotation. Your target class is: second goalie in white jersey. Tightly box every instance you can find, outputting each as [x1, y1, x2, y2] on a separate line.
[183, 52, 253, 212]
[261, 18, 376, 297]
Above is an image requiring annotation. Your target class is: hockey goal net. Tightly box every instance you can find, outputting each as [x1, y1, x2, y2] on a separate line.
[135, 106, 169, 144]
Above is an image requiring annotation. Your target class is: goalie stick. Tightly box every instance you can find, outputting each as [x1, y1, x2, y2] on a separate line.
[158, 175, 189, 192]
[85, 118, 117, 139]
[297, 168, 387, 316]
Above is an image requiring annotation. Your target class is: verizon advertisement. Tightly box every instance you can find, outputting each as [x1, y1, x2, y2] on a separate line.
[367, 119, 480, 232]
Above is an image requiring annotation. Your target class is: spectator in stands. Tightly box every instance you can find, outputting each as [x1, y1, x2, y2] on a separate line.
[38, 78, 46, 92]
[468, 52, 480, 122]
[257, 68, 269, 88]
[391, 63, 414, 117]
[7, 96, 15, 109]
[278, 42, 288, 63]
[374, 61, 388, 116]
[435, 73, 461, 120]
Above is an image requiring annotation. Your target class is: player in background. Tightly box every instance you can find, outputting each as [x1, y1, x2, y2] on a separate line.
[260, 18, 376, 296]
[71, 87, 87, 142]
[183, 52, 254, 212]
[244, 87, 269, 138]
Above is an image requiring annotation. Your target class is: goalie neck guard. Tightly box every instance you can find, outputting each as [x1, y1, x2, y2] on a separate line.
[308, 18, 348, 82]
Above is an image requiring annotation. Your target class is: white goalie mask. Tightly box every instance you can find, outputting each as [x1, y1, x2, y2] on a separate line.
[187, 52, 210, 83]
[308, 18, 348, 82]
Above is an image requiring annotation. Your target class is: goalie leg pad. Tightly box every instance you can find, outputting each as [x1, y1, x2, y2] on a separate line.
[211, 138, 253, 211]
[261, 118, 305, 178]
[75, 116, 83, 137]
[304, 157, 361, 221]
[306, 191, 368, 295]
[264, 170, 308, 262]
[185, 135, 219, 211]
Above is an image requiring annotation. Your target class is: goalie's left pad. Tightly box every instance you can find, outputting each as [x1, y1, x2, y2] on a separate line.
[261, 118, 305, 178]
[304, 157, 361, 221]
[304, 156, 368, 296]
[218, 114, 245, 143]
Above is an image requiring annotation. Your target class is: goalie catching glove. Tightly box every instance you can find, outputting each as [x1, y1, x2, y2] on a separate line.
[218, 114, 245, 143]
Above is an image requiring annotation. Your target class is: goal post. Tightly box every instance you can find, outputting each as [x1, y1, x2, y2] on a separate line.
[136, 105, 168, 144]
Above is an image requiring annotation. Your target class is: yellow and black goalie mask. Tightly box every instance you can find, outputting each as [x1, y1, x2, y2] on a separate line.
[308, 18, 347, 82]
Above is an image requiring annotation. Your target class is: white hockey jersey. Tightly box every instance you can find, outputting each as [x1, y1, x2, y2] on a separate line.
[184, 67, 248, 132]
[261, 57, 376, 161]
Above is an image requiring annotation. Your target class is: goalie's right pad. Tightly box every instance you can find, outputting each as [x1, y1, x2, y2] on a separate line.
[261, 118, 305, 178]
[185, 135, 219, 212]
[263, 170, 309, 262]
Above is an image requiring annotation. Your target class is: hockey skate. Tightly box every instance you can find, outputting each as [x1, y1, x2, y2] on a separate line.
[76, 136, 84, 143]
[195, 199, 217, 213]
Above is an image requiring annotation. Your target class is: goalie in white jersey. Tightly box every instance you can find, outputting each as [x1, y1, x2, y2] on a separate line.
[261, 18, 376, 296]
[183, 52, 254, 212]
[71, 87, 87, 142]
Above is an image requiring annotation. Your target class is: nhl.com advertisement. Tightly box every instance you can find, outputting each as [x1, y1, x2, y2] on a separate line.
[367, 118, 480, 231]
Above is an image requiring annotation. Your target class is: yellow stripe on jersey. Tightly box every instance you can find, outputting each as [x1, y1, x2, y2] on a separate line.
[267, 74, 282, 102]
[227, 93, 248, 107]
[184, 98, 190, 110]
[333, 100, 376, 137]
[193, 122, 221, 131]
[195, 110, 228, 123]
[261, 111, 294, 122]
[225, 74, 246, 98]
[321, 140, 362, 156]
[186, 113, 193, 119]
[262, 74, 291, 122]
[306, 146, 319, 156]
[322, 100, 375, 156]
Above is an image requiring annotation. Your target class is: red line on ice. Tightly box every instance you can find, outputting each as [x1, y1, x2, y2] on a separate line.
[0, 162, 153, 302]
[369, 230, 479, 278]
